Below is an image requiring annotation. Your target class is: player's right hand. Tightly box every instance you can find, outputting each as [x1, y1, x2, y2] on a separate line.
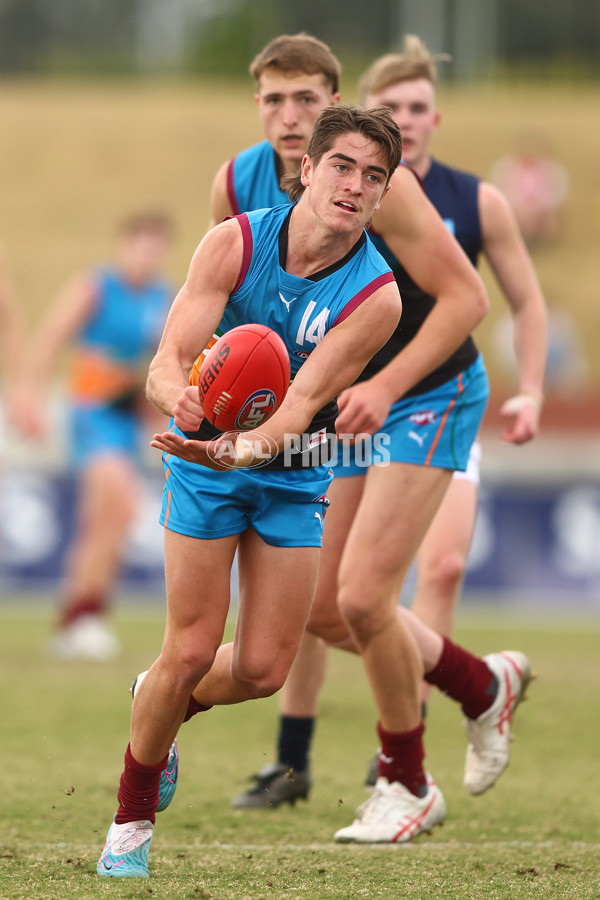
[499, 393, 541, 445]
[336, 380, 395, 437]
[172, 385, 205, 433]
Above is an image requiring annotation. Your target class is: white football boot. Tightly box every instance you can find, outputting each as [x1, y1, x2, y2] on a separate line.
[97, 819, 153, 878]
[463, 650, 532, 795]
[334, 774, 445, 843]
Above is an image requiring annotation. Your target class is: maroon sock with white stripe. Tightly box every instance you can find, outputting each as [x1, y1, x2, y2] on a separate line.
[424, 636, 498, 720]
[376, 721, 428, 798]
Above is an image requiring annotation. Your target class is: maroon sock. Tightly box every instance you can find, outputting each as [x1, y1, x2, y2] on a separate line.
[59, 593, 107, 628]
[425, 635, 498, 720]
[377, 721, 427, 798]
[114, 744, 169, 825]
[182, 696, 212, 722]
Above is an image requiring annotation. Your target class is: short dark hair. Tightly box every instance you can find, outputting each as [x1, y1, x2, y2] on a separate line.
[250, 33, 341, 94]
[281, 104, 403, 202]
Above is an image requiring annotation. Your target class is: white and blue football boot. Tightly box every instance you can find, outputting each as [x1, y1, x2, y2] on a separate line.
[97, 820, 153, 878]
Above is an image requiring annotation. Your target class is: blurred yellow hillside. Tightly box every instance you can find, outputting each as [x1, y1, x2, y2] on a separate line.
[0, 79, 598, 390]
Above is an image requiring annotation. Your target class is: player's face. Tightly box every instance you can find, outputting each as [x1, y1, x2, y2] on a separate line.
[366, 78, 440, 171]
[119, 230, 169, 285]
[256, 71, 340, 173]
[301, 132, 390, 235]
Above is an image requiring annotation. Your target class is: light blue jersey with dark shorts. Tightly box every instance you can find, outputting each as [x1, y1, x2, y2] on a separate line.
[159, 205, 396, 547]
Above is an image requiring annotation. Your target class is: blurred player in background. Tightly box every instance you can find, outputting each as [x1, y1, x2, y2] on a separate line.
[97, 104, 404, 878]
[21, 212, 173, 661]
[490, 132, 569, 249]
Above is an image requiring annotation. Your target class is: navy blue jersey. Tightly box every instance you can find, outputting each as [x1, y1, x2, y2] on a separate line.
[226, 141, 289, 215]
[363, 159, 482, 395]
[191, 205, 396, 468]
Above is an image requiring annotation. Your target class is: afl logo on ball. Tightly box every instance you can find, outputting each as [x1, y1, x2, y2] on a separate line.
[235, 390, 278, 431]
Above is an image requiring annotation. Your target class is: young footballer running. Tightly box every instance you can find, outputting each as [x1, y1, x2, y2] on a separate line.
[97, 104, 404, 878]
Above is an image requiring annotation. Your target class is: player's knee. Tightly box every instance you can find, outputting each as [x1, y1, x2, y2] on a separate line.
[337, 583, 388, 641]
[231, 658, 287, 699]
[161, 643, 217, 689]
[423, 549, 467, 599]
[108, 496, 136, 533]
[108, 481, 138, 527]
[306, 602, 345, 645]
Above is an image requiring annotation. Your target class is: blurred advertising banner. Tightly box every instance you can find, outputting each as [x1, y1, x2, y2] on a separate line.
[0, 470, 165, 592]
[465, 482, 600, 605]
[0, 469, 599, 605]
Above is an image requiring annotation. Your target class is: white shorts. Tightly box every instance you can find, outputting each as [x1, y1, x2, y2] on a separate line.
[452, 438, 481, 486]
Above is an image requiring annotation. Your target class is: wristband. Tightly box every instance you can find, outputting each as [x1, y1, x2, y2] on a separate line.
[500, 393, 542, 416]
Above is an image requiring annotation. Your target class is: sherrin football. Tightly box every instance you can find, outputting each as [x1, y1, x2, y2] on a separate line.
[192, 324, 290, 432]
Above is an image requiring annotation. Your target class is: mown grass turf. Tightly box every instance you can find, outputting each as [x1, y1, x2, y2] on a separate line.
[1, 604, 599, 898]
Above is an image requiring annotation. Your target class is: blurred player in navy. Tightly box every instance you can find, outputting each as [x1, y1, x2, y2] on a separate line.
[97, 105, 405, 878]
[21, 212, 173, 660]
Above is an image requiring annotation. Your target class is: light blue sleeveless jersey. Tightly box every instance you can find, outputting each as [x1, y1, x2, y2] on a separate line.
[227, 141, 289, 215]
[220, 205, 395, 380]
[79, 268, 171, 364]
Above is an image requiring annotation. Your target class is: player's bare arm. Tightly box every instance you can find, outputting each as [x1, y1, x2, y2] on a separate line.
[18, 272, 98, 437]
[208, 161, 235, 230]
[147, 218, 243, 429]
[356, 166, 488, 412]
[26, 273, 98, 383]
[478, 181, 547, 444]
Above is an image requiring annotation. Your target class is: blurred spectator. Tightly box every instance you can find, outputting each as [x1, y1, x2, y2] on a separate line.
[493, 299, 590, 402]
[490, 134, 570, 249]
[19, 212, 174, 660]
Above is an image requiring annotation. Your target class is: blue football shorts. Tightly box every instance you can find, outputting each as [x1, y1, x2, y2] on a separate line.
[333, 355, 489, 477]
[70, 404, 139, 468]
[160, 436, 333, 548]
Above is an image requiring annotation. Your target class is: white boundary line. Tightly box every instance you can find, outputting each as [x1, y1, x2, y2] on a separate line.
[36, 840, 600, 852]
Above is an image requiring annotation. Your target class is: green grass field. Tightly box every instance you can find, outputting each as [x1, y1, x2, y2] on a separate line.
[1, 603, 599, 899]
